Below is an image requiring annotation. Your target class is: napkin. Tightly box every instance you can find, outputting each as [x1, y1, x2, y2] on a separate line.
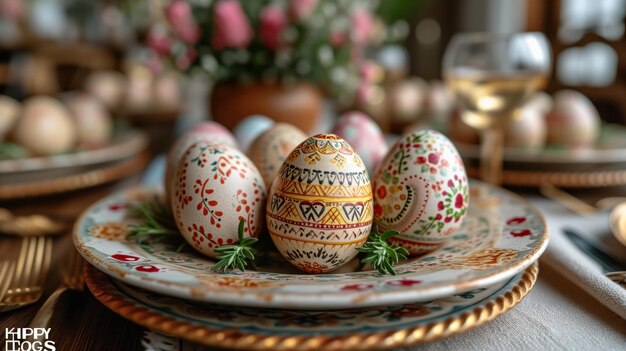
[531, 197, 626, 320]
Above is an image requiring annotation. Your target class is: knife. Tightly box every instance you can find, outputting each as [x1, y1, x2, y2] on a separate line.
[563, 228, 626, 273]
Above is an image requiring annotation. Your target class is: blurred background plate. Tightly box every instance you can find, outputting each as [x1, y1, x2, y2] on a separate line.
[0, 151, 149, 200]
[455, 123, 626, 168]
[0, 127, 148, 174]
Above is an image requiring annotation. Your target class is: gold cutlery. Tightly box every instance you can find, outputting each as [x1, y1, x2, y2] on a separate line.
[28, 248, 85, 329]
[0, 208, 67, 236]
[541, 184, 626, 248]
[0, 236, 53, 312]
[0, 261, 16, 303]
[539, 184, 597, 215]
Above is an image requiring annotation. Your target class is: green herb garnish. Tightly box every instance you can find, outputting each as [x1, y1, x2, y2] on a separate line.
[357, 229, 409, 275]
[127, 197, 187, 252]
[211, 219, 258, 272]
[0, 142, 29, 160]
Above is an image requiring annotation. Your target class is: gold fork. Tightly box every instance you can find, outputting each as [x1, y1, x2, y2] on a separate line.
[0, 261, 16, 302]
[0, 236, 53, 312]
[29, 248, 85, 328]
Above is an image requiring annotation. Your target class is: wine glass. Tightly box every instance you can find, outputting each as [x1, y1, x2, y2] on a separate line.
[443, 32, 551, 187]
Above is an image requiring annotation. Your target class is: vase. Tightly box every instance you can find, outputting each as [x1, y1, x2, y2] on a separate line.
[209, 81, 322, 133]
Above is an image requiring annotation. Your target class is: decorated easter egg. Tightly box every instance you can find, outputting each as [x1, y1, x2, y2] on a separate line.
[546, 90, 600, 148]
[234, 115, 274, 152]
[165, 121, 237, 200]
[172, 141, 266, 258]
[153, 71, 182, 111]
[14, 96, 77, 155]
[247, 123, 307, 188]
[0, 95, 20, 140]
[189, 121, 238, 148]
[447, 107, 479, 145]
[64, 92, 112, 148]
[389, 78, 427, 124]
[504, 95, 547, 150]
[266, 134, 373, 273]
[424, 80, 454, 121]
[373, 130, 469, 256]
[85, 70, 126, 110]
[332, 111, 388, 175]
[528, 91, 553, 115]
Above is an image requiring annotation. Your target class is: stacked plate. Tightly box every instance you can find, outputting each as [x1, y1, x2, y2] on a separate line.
[74, 181, 548, 350]
[456, 123, 626, 188]
[0, 128, 149, 200]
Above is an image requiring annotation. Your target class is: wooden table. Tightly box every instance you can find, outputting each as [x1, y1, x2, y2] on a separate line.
[0, 178, 145, 351]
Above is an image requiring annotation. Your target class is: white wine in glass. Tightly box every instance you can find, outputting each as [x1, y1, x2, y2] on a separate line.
[447, 71, 547, 129]
[443, 32, 551, 187]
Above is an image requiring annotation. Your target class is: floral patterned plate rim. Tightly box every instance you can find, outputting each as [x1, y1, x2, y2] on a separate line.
[85, 262, 538, 351]
[73, 181, 548, 310]
[0, 128, 148, 173]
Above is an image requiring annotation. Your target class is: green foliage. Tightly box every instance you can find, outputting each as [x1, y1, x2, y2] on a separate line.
[211, 219, 258, 272]
[357, 228, 409, 275]
[0, 142, 29, 160]
[127, 197, 187, 252]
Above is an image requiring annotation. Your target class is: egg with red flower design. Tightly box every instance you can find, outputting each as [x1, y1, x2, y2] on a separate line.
[171, 141, 266, 258]
[164, 121, 237, 201]
[372, 129, 469, 256]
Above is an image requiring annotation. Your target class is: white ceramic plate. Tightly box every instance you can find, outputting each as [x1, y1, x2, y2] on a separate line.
[74, 182, 548, 310]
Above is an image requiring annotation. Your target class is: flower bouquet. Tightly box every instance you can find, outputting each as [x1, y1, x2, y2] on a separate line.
[146, 0, 385, 131]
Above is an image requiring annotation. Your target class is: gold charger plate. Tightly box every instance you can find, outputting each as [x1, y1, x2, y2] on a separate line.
[85, 262, 538, 351]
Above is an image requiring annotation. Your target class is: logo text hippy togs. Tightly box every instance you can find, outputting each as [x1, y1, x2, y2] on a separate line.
[5, 328, 56, 351]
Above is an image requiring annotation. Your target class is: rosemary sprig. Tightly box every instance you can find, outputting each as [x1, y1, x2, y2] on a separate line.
[357, 229, 409, 275]
[211, 219, 258, 272]
[127, 197, 187, 252]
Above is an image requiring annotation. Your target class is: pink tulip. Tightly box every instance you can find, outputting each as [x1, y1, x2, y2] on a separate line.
[176, 48, 197, 70]
[212, 0, 253, 50]
[330, 30, 347, 47]
[146, 27, 172, 56]
[289, 0, 318, 21]
[0, 0, 26, 20]
[176, 24, 201, 44]
[351, 9, 373, 45]
[260, 5, 286, 50]
[165, 0, 200, 44]
[359, 60, 377, 82]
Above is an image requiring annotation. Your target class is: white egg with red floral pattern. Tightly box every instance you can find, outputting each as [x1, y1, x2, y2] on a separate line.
[373, 129, 469, 256]
[165, 121, 237, 201]
[172, 141, 266, 258]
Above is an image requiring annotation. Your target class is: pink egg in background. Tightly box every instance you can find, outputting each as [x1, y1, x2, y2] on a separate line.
[546, 90, 600, 148]
[332, 111, 388, 175]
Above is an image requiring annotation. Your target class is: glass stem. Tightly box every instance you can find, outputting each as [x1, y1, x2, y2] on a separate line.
[480, 127, 504, 186]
